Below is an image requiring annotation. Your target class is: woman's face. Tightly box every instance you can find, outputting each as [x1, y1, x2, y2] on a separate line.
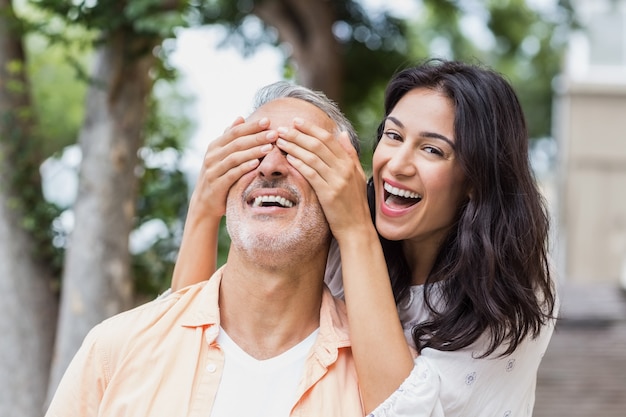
[372, 87, 468, 249]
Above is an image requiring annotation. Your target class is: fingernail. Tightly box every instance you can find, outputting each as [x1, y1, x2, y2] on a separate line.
[259, 117, 269, 127]
[293, 117, 304, 126]
[276, 138, 286, 146]
[277, 127, 288, 134]
[266, 130, 277, 140]
[261, 143, 273, 152]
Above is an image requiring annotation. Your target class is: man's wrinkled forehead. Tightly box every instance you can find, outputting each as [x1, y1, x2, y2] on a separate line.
[249, 97, 337, 133]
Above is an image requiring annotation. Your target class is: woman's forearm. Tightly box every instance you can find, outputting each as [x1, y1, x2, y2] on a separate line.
[171, 200, 221, 291]
[171, 116, 275, 291]
[336, 224, 415, 413]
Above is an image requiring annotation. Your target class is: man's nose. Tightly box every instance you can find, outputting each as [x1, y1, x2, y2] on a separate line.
[257, 146, 289, 178]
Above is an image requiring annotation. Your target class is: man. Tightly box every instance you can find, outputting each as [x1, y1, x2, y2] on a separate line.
[45, 82, 363, 416]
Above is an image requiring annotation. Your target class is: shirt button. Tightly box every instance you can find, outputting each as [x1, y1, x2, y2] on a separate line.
[206, 363, 217, 373]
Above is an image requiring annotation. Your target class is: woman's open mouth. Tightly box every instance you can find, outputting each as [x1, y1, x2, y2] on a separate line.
[383, 182, 422, 209]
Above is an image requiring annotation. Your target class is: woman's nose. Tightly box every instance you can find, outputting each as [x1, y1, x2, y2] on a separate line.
[387, 146, 417, 177]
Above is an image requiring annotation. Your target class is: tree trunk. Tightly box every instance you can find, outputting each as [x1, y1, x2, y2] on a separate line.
[47, 29, 158, 399]
[0, 1, 58, 416]
[254, 0, 344, 103]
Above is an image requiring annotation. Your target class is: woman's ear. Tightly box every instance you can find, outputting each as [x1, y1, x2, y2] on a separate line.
[467, 186, 474, 201]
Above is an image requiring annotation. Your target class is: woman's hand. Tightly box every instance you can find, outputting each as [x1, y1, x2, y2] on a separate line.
[191, 116, 276, 218]
[275, 118, 370, 241]
[171, 116, 275, 291]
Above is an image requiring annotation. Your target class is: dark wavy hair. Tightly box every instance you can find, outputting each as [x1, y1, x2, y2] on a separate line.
[367, 59, 556, 357]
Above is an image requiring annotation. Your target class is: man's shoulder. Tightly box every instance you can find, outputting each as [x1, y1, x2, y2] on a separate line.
[91, 281, 214, 347]
[322, 285, 347, 321]
[318, 286, 351, 347]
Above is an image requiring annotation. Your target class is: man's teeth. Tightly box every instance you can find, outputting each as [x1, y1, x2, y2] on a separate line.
[252, 195, 295, 208]
[384, 182, 421, 199]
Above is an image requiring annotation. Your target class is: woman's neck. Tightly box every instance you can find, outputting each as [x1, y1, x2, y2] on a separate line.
[402, 239, 441, 286]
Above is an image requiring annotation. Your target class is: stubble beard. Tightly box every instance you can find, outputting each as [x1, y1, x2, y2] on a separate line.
[226, 199, 330, 270]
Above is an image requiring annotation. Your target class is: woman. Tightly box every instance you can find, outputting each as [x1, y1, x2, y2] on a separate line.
[171, 59, 557, 416]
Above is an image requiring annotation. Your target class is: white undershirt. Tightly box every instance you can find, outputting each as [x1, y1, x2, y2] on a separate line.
[209, 327, 319, 417]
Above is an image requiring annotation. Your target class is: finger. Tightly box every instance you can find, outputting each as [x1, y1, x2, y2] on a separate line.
[276, 136, 332, 181]
[216, 142, 274, 171]
[292, 117, 347, 158]
[276, 125, 336, 170]
[223, 116, 245, 133]
[205, 141, 274, 181]
[276, 125, 357, 188]
[217, 157, 262, 187]
[337, 131, 358, 158]
[204, 128, 276, 171]
[212, 117, 272, 149]
[285, 151, 367, 224]
[194, 144, 270, 208]
[285, 153, 330, 191]
[337, 131, 367, 181]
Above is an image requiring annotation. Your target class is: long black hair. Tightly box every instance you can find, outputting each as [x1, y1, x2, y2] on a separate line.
[368, 59, 556, 356]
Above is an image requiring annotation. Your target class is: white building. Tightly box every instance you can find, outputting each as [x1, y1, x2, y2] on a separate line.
[555, 0, 626, 287]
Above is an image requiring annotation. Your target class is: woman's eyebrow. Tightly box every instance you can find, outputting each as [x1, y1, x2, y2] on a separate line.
[385, 116, 455, 148]
[385, 116, 405, 129]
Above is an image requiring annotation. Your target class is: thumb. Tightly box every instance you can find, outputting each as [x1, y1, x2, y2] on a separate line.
[224, 116, 245, 132]
[337, 132, 367, 182]
[337, 131, 359, 157]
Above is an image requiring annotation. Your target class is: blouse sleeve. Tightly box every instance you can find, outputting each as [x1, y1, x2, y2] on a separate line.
[368, 356, 444, 417]
[370, 318, 556, 417]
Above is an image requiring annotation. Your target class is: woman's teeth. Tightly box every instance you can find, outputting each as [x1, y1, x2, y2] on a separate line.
[384, 182, 421, 200]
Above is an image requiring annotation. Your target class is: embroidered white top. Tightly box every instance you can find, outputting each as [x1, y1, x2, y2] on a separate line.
[324, 239, 557, 417]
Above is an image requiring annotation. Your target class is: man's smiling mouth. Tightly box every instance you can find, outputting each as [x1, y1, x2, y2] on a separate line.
[251, 195, 295, 208]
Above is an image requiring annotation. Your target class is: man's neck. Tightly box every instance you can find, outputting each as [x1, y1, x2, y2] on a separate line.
[218, 254, 325, 360]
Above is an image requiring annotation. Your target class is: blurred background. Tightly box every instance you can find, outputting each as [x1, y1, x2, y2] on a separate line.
[1, 0, 625, 415]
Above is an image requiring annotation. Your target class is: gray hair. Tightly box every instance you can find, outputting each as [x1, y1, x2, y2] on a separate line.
[251, 81, 360, 155]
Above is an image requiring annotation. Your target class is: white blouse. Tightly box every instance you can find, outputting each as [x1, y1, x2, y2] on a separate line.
[324, 239, 557, 417]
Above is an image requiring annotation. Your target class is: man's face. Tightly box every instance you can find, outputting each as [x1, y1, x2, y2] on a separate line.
[225, 97, 337, 267]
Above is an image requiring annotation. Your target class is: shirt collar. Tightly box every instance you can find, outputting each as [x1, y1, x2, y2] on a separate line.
[179, 267, 224, 328]
[178, 265, 352, 351]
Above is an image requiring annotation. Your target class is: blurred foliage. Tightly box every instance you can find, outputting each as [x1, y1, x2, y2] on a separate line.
[181, 0, 575, 170]
[184, 0, 577, 265]
[131, 84, 194, 294]
[184, 0, 413, 172]
[0, 101, 64, 280]
[31, 0, 186, 37]
[132, 163, 188, 295]
[349, 0, 575, 155]
[0, 11, 65, 280]
[7, 0, 577, 296]
[12, 0, 193, 295]
[25, 31, 91, 157]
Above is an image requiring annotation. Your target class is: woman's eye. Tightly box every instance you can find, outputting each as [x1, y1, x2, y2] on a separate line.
[424, 146, 444, 156]
[384, 131, 402, 141]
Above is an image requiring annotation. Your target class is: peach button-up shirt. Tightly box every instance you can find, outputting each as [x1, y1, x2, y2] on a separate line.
[46, 267, 363, 417]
